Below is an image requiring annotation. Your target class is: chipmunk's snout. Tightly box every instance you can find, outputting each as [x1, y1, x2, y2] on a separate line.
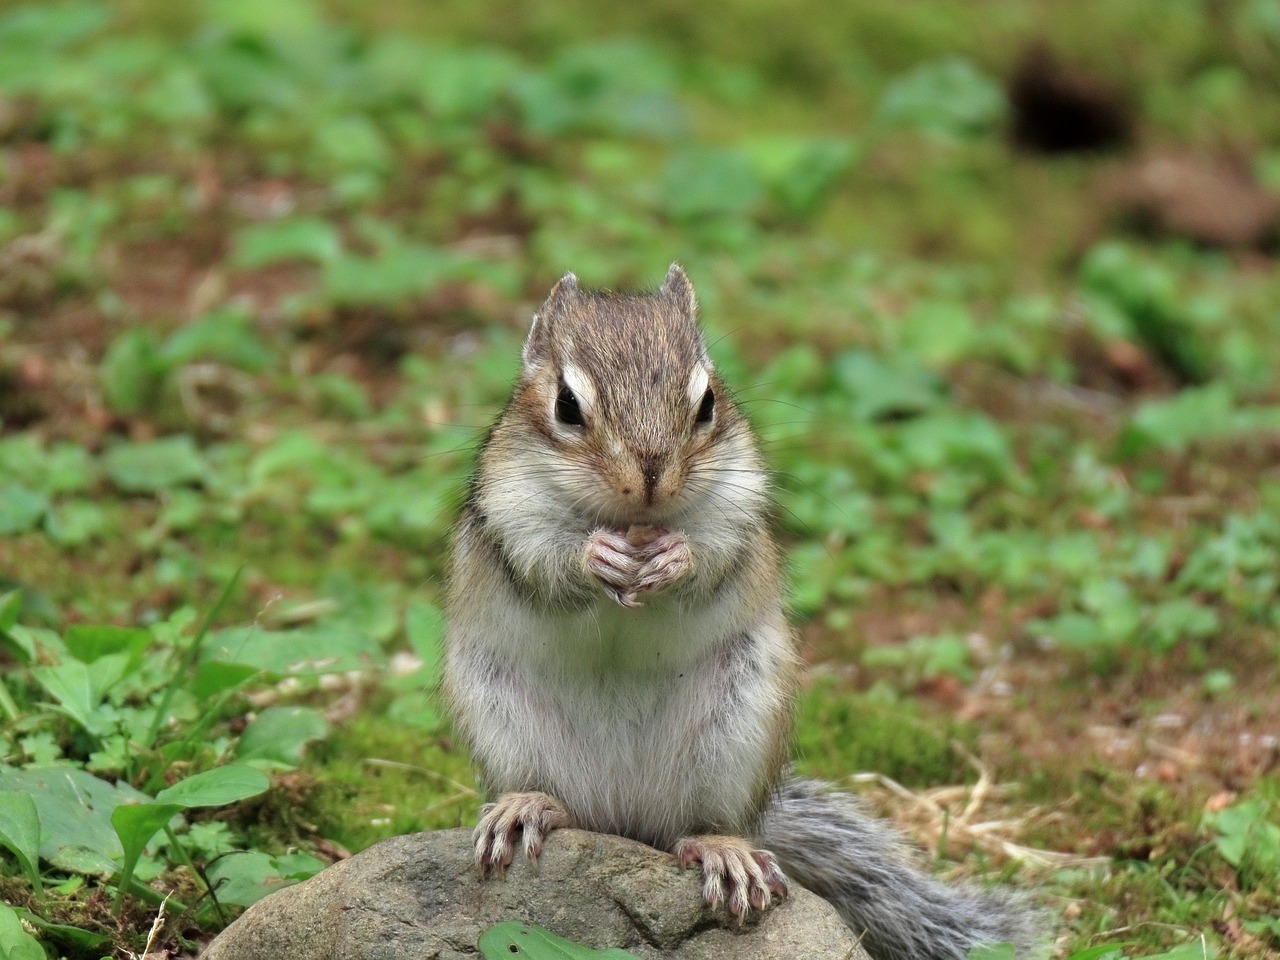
[641, 456, 662, 505]
[609, 450, 683, 515]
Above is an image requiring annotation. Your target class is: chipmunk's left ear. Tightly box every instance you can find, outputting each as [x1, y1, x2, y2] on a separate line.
[661, 263, 697, 318]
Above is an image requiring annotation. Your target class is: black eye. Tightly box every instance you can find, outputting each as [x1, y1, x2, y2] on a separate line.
[556, 385, 584, 426]
[696, 387, 715, 424]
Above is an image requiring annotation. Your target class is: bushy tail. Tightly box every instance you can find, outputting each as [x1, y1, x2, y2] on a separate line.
[758, 778, 1046, 960]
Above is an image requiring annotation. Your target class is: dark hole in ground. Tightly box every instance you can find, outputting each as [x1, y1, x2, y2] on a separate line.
[1008, 43, 1133, 154]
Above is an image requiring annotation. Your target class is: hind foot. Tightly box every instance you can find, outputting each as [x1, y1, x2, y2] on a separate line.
[674, 834, 789, 921]
[474, 791, 572, 876]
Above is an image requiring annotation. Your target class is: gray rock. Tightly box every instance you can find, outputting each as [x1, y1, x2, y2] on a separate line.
[200, 828, 869, 960]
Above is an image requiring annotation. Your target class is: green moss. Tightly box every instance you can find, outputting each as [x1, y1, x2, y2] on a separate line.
[793, 678, 971, 787]
[308, 710, 479, 853]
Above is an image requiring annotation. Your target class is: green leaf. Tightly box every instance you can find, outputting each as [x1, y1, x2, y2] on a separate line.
[8, 908, 110, 949]
[0, 485, 47, 535]
[744, 136, 857, 217]
[30, 660, 119, 736]
[160, 307, 276, 372]
[308, 373, 373, 419]
[832, 350, 946, 420]
[1145, 598, 1219, 652]
[402, 44, 519, 121]
[63, 624, 151, 665]
[205, 849, 325, 907]
[203, 621, 384, 674]
[478, 922, 642, 959]
[1203, 669, 1235, 696]
[1062, 946, 1135, 960]
[514, 41, 682, 138]
[38, 442, 96, 495]
[877, 58, 1007, 139]
[313, 115, 390, 175]
[863, 632, 973, 682]
[43, 499, 109, 547]
[191, 661, 259, 700]
[154, 764, 269, 808]
[1207, 800, 1280, 875]
[103, 436, 207, 493]
[1079, 243, 1211, 384]
[184, 821, 235, 859]
[897, 412, 1012, 474]
[235, 706, 328, 768]
[321, 245, 466, 307]
[1140, 944, 1218, 960]
[319, 571, 401, 643]
[967, 945, 1016, 960]
[110, 802, 184, 897]
[100, 329, 167, 414]
[202, 0, 322, 33]
[901, 300, 977, 366]
[0, 903, 45, 960]
[0, 3, 108, 52]
[247, 430, 331, 487]
[1243, 915, 1280, 939]
[204, 851, 287, 907]
[662, 146, 763, 222]
[0, 767, 149, 876]
[1117, 384, 1280, 458]
[273, 850, 327, 881]
[1029, 612, 1104, 651]
[0, 791, 41, 892]
[233, 217, 342, 268]
[0, 590, 19, 633]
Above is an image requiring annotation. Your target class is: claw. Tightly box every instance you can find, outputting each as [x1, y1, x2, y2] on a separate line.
[753, 849, 790, 901]
[473, 792, 571, 876]
[610, 587, 643, 607]
[674, 836, 786, 922]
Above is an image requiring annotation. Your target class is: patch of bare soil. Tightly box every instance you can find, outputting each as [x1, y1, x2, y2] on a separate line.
[1104, 150, 1280, 250]
[804, 573, 1280, 858]
[110, 237, 222, 325]
[1, 299, 116, 444]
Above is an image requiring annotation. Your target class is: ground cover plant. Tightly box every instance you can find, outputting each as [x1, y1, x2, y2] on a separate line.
[1, 0, 1278, 957]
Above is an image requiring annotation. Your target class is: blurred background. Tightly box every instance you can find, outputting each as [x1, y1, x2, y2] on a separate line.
[1, 1, 1279, 957]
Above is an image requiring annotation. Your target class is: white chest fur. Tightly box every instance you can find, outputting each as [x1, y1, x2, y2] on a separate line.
[448, 589, 784, 850]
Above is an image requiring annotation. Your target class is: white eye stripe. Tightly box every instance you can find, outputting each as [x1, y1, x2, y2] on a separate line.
[559, 363, 596, 412]
[687, 365, 710, 406]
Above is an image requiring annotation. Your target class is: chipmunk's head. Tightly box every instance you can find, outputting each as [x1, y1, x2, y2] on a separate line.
[505, 264, 762, 527]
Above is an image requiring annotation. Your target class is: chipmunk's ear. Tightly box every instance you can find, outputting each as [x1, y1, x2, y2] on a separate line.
[523, 271, 578, 368]
[661, 263, 697, 319]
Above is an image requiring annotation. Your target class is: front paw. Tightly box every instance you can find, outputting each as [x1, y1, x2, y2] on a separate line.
[674, 835, 789, 921]
[474, 791, 572, 876]
[631, 530, 693, 596]
[584, 529, 645, 606]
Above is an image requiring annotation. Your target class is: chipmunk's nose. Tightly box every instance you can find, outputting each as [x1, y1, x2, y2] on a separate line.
[640, 455, 662, 505]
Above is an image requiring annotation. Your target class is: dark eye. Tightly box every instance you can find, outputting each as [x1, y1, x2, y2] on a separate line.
[556, 385, 584, 426]
[696, 387, 715, 424]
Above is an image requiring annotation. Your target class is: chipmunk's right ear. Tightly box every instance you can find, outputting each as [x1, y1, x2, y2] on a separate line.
[661, 263, 697, 319]
[522, 272, 578, 368]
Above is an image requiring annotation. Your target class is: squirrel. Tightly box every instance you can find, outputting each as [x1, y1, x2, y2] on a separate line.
[442, 265, 1043, 960]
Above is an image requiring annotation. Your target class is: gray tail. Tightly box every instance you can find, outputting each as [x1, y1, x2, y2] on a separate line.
[758, 778, 1046, 960]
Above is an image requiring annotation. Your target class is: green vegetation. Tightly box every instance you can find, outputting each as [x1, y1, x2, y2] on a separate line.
[1, 0, 1279, 957]
[478, 923, 642, 960]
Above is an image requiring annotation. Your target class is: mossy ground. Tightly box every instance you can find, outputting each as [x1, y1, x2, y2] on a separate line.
[1, 1, 1279, 957]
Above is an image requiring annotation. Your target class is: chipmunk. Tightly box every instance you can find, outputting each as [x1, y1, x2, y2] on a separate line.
[442, 265, 1042, 960]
